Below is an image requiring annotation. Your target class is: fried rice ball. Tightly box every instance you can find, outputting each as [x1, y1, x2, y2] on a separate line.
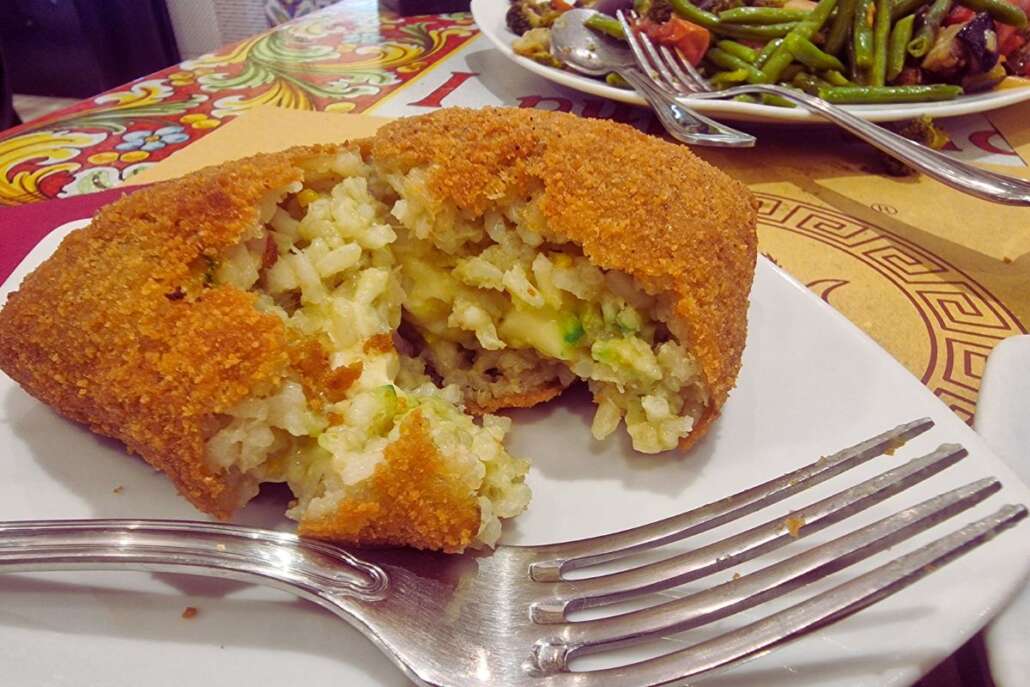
[0, 108, 756, 552]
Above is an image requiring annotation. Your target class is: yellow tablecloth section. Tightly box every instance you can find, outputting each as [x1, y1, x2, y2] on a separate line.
[129, 104, 1030, 423]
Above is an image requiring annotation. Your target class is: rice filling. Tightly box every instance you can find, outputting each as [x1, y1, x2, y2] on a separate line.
[205, 147, 708, 551]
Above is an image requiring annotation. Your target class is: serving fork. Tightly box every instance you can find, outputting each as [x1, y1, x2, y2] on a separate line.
[0, 417, 1025, 686]
[550, 8, 757, 148]
[612, 9, 1030, 207]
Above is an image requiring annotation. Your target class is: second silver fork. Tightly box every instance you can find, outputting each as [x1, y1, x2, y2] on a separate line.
[0, 418, 1026, 686]
[550, 9, 756, 148]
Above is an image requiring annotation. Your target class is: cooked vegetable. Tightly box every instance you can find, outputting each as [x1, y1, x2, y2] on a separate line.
[871, 0, 893, 84]
[908, 0, 953, 57]
[887, 13, 916, 79]
[505, 0, 1019, 106]
[717, 38, 760, 61]
[896, 114, 951, 147]
[958, 0, 1028, 26]
[755, 0, 840, 82]
[891, 0, 928, 19]
[606, 71, 633, 87]
[585, 13, 627, 39]
[669, 0, 721, 27]
[957, 11, 1001, 72]
[854, 0, 876, 67]
[636, 0, 675, 22]
[711, 67, 752, 85]
[513, 27, 561, 67]
[717, 21, 802, 38]
[718, 7, 813, 22]
[506, 0, 561, 35]
[922, 22, 967, 73]
[754, 37, 784, 65]
[708, 46, 768, 79]
[878, 113, 951, 173]
[793, 70, 834, 92]
[640, 15, 713, 64]
[786, 32, 848, 69]
[818, 83, 963, 100]
[827, 0, 859, 53]
[821, 68, 856, 83]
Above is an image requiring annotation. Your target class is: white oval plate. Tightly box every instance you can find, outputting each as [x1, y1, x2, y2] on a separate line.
[1, 217, 1029, 686]
[471, 0, 1030, 124]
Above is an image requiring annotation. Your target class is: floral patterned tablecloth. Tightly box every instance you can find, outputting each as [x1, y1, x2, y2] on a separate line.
[0, 3, 479, 204]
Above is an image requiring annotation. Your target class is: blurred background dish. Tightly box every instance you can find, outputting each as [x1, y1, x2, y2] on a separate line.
[471, 0, 1030, 123]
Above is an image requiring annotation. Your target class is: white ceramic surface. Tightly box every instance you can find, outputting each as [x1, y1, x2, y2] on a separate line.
[471, 0, 1030, 124]
[1, 219, 1030, 686]
[976, 335, 1030, 687]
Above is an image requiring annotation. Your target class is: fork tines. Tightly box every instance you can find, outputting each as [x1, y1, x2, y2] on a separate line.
[616, 9, 712, 94]
[525, 418, 1027, 679]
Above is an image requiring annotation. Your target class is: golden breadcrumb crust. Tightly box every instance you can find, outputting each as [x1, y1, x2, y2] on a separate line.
[0, 108, 756, 552]
[299, 410, 481, 552]
[466, 381, 566, 415]
[0, 149, 328, 516]
[370, 108, 758, 446]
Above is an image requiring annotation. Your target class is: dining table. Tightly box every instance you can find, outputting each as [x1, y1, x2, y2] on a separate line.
[0, 1, 1026, 685]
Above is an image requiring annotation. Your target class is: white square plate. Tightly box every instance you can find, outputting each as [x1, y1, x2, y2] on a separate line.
[1, 219, 1028, 686]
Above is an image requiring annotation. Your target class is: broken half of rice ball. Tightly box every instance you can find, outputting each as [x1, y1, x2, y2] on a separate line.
[0, 107, 757, 553]
[372, 108, 758, 452]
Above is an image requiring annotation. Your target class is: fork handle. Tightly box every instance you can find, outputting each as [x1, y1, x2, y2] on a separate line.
[618, 68, 757, 149]
[692, 85, 1030, 205]
[0, 518, 389, 602]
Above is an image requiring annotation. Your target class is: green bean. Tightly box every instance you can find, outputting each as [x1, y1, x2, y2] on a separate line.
[907, 0, 951, 57]
[730, 92, 796, 107]
[711, 68, 752, 87]
[818, 83, 963, 102]
[886, 14, 914, 80]
[761, 93, 799, 107]
[785, 32, 847, 70]
[826, 0, 858, 54]
[714, 21, 800, 39]
[584, 14, 626, 40]
[717, 39, 759, 62]
[756, 0, 839, 82]
[669, 0, 721, 29]
[799, 0, 841, 32]
[754, 38, 784, 67]
[890, 0, 927, 20]
[605, 72, 632, 88]
[871, 0, 892, 85]
[718, 7, 812, 23]
[794, 71, 833, 94]
[821, 68, 854, 85]
[707, 47, 767, 81]
[853, 0, 875, 68]
[958, 0, 1028, 26]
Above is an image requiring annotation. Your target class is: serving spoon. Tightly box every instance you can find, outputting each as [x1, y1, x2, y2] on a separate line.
[549, 9, 757, 148]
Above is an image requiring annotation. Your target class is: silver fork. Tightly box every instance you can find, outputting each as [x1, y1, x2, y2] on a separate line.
[0, 418, 1025, 686]
[616, 9, 1030, 206]
[550, 9, 756, 148]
